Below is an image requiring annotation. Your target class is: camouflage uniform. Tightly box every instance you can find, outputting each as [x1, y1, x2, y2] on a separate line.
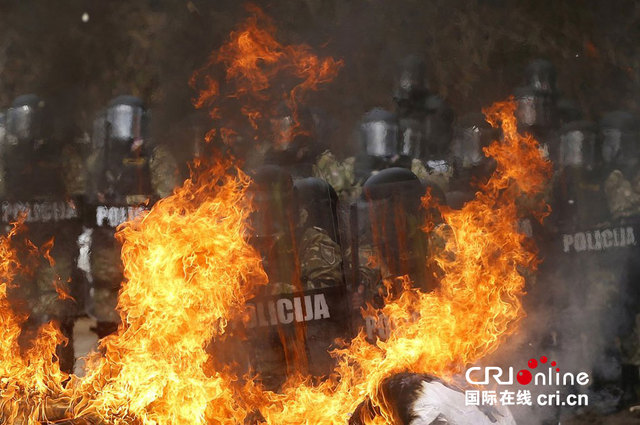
[313, 151, 361, 203]
[299, 225, 343, 290]
[604, 170, 640, 220]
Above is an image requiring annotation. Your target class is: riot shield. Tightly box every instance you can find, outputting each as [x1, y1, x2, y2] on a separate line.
[223, 168, 350, 390]
[350, 167, 430, 342]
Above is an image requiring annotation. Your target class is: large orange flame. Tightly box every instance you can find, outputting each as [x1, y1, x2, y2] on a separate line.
[190, 4, 342, 145]
[71, 158, 267, 425]
[232, 98, 551, 424]
[0, 219, 69, 425]
[0, 8, 551, 425]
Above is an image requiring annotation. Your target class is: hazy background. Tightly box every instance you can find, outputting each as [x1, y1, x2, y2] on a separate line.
[0, 0, 639, 160]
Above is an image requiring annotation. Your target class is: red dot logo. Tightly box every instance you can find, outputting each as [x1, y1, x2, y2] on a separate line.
[540, 356, 547, 363]
[517, 369, 532, 385]
[528, 358, 538, 368]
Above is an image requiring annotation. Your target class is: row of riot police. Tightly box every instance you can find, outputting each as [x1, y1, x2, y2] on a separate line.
[234, 56, 640, 415]
[2, 56, 639, 413]
[0, 94, 178, 373]
[227, 56, 470, 389]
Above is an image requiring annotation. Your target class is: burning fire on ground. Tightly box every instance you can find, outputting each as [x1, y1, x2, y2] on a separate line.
[0, 7, 550, 425]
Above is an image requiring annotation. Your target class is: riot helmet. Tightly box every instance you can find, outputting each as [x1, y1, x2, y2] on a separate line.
[270, 103, 315, 150]
[514, 86, 554, 131]
[360, 108, 399, 159]
[600, 111, 639, 170]
[451, 113, 496, 170]
[393, 55, 429, 110]
[524, 59, 558, 97]
[106, 95, 147, 146]
[558, 120, 597, 170]
[6, 94, 45, 147]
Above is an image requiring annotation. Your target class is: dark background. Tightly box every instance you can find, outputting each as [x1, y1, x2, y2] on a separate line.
[1, 0, 638, 160]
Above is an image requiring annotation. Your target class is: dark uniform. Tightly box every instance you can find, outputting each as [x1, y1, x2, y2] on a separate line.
[84, 95, 178, 339]
[1, 94, 84, 373]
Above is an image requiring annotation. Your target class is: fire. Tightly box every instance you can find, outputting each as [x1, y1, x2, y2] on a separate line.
[190, 4, 342, 145]
[0, 7, 551, 425]
[0, 219, 69, 425]
[235, 99, 551, 424]
[72, 158, 267, 425]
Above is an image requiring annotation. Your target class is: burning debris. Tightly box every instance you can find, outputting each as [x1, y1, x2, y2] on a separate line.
[348, 373, 515, 425]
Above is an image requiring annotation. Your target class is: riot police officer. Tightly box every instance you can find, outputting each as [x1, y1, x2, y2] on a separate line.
[448, 113, 497, 209]
[234, 166, 349, 389]
[294, 176, 350, 377]
[393, 55, 454, 185]
[1, 94, 85, 373]
[261, 103, 325, 179]
[84, 95, 179, 339]
[514, 59, 567, 163]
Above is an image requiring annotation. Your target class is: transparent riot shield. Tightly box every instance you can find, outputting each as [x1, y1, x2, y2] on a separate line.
[293, 177, 350, 378]
[225, 167, 350, 389]
[350, 167, 430, 342]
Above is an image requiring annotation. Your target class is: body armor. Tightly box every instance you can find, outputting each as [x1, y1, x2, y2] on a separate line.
[1, 94, 83, 373]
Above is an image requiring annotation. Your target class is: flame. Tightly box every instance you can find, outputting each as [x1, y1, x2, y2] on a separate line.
[0, 7, 551, 425]
[234, 98, 551, 424]
[190, 4, 342, 146]
[72, 158, 267, 425]
[0, 219, 69, 425]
